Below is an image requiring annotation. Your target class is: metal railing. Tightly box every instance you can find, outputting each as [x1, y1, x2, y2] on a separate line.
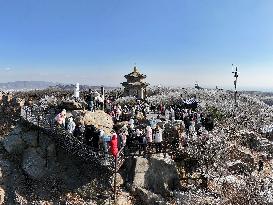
[20, 106, 118, 170]
[20, 105, 175, 173]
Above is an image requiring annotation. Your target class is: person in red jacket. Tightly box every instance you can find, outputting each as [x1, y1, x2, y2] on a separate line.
[110, 133, 119, 158]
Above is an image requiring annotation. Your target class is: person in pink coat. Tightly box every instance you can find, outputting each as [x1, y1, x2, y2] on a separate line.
[55, 109, 66, 127]
[110, 133, 119, 158]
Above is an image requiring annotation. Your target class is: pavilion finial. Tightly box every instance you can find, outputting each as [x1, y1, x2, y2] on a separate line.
[133, 66, 138, 73]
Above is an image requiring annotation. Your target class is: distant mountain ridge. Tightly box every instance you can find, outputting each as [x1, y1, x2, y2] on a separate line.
[53, 84, 119, 91]
[0, 81, 58, 91]
[0, 81, 120, 91]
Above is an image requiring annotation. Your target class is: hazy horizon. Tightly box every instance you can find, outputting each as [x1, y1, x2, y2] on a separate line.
[1, 79, 273, 93]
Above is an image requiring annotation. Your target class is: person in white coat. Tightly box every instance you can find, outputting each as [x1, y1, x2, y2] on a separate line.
[189, 120, 196, 139]
[128, 118, 134, 130]
[154, 128, 163, 153]
[67, 117, 76, 134]
[116, 107, 122, 121]
[146, 126, 153, 152]
[165, 108, 170, 121]
[170, 107, 175, 121]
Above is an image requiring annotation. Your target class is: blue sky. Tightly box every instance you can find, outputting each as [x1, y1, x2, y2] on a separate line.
[0, 0, 273, 90]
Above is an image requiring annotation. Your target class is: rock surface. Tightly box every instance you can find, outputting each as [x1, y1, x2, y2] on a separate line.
[22, 148, 47, 179]
[73, 110, 114, 135]
[60, 100, 86, 110]
[227, 160, 252, 175]
[3, 131, 25, 155]
[135, 187, 164, 205]
[21, 131, 38, 147]
[0, 187, 5, 205]
[129, 155, 180, 198]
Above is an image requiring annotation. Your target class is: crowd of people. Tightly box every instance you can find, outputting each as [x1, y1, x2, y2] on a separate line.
[53, 92, 215, 159]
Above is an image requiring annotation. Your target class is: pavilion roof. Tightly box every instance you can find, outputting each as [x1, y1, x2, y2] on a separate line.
[124, 66, 147, 79]
[121, 81, 149, 86]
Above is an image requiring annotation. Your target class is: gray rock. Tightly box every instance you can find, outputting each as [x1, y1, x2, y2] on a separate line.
[9, 126, 22, 135]
[47, 143, 56, 158]
[21, 131, 38, 147]
[0, 160, 12, 185]
[135, 187, 164, 205]
[145, 155, 181, 197]
[60, 100, 86, 110]
[130, 154, 180, 197]
[132, 157, 149, 188]
[22, 148, 46, 179]
[227, 160, 252, 174]
[3, 133, 26, 155]
[228, 145, 255, 169]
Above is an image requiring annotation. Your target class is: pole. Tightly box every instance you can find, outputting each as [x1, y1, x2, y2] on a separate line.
[232, 65, 239, 107]
[101, 86, 105, 111]
[114, 156, 117, 203]
[113, 146, 125, 203]
[26, 108, 28, 121]
[37, 114, 40, 146]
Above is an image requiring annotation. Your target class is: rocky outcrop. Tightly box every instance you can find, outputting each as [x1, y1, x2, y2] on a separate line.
[3, 127, 26, 155]
[126, 154, 180, 204]
[21, 131, 38, 147]
[22, 148, 47, 179]
[227, 145, 255, 167]
[60, 100, 86, 110]
[2, 125, 54, 180]
[227, 160, 252, 175]
[72, 110, 114, 135]
[131, 157, 149, 188]
[135, 187, 164, 205]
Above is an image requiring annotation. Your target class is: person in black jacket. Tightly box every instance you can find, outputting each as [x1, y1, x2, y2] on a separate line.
[204, 114, 214, 131]
[73, 122, 85, 143]
[86, 89, 95, 112]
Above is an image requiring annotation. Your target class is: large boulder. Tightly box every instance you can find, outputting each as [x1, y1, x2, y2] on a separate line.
[83, 111, 113, 129]
[60, 100, 86, 110]
[22, 148, 47, 179]
[21, 131, 38, 147]
[72, 110, 114, 135]
[132, 157, 149, 188]
[3, 128, 25, 155]
[129, 155, 180, 197]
